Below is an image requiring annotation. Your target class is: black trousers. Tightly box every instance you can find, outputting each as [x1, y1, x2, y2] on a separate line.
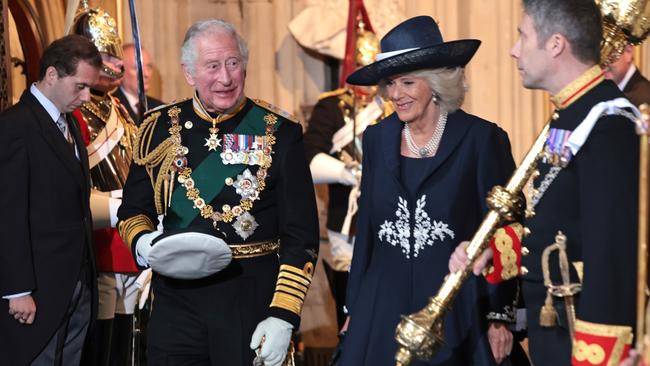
[147, 255, 278, 366]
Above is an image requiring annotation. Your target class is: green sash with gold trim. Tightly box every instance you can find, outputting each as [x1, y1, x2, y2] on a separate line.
[164, 104, 282, 229]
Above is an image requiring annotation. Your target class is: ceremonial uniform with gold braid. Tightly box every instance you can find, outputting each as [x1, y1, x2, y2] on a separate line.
[509, 66, 639, 366]
[74, 92, 139, 273]
[117, 94, 319, 365]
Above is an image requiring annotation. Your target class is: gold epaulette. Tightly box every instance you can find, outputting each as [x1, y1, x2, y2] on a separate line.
[253, 99, 300, 124]
[270, 263, 315, 316]
[117, 214, 155, 249]
[317, 87, 349, 101]
[145, 97, 190, 115]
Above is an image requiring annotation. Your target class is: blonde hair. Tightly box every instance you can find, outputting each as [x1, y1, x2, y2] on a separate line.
[378, 67, 468, 113]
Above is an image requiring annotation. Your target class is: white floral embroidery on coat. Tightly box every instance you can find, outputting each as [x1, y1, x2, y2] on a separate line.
[378, 195, 455, 258]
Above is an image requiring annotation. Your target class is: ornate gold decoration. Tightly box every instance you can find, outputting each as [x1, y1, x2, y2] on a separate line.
[540, 231, 581, 337]
[597, 0, 650, 66]
[355, 18, 380, 67]
[394, 123, 550, 366]
[175, 110, 277, 228]
[117, 214, 155, 249]
[550, 65, 604, 109]
[270, 264, 314, 316]
[574, 319, 633, 366]
[230, 239, 280, 258]
[71, 2, 123, 59]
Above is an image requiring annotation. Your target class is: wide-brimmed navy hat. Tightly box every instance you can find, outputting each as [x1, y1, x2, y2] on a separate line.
[346, 16, 481, 86]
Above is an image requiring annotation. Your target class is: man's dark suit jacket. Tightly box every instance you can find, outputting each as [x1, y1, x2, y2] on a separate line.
[112, 87, 163, 124]
[623, 69, 650, 107]
[0, 90, 96, 365]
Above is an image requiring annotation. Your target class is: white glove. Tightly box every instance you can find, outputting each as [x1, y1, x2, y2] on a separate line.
[309, 153, 358, 186]
[135, 231, 163, 267]
[250, 316, 293, 366]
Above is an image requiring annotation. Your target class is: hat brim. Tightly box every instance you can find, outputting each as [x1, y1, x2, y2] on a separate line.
[346, 39, 481, 86]
[149, 229, 232, 280]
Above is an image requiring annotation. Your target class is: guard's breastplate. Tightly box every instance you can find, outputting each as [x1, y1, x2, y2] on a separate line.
[81, 96, 136, 191]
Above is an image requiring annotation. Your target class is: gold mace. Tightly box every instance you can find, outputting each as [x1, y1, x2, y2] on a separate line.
[394, 122, 550, 366]
[597, 0, 650, 67]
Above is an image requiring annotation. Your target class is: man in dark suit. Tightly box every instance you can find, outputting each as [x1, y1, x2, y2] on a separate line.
[0, 34, 101, 365]
[112, 43, 163, 123]
[604, 44, 650, 107]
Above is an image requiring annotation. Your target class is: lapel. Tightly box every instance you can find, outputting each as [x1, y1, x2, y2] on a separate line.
[623, 70, 642, 94]
[21, 91, 85, 189]
[380, 114, 407, 195]
[380, 110, 473, 195]
[67, 114, 90, 195]
[113, 88, 137, 122]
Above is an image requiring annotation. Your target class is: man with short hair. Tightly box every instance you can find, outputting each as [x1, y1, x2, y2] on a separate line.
[117, 19, 319, 366]
[451, 0, 640, 364]
[604, 44, 650, 107]
[511, 3, 639, 362]
[0, 34, 101, 366]
[113, 43, 163, 123]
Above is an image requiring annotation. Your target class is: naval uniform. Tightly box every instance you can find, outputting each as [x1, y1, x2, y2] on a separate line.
[514, 66, 639, 366]
[117, 93, 319, 365]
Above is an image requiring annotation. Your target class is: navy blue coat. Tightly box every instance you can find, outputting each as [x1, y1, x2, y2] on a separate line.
[340, 110, 517, 366]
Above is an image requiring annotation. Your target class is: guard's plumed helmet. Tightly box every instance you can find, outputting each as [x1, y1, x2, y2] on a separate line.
[70, 1, 123, 79]
[355, 19, 379, 67]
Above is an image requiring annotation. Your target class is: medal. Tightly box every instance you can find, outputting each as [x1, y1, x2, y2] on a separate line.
[204, 133, 221, 151]
[233, 212, 259, 240]
[543, 128, 573, 167]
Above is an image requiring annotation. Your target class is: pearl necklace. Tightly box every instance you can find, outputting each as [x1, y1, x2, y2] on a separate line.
[403, 111, 448, 157]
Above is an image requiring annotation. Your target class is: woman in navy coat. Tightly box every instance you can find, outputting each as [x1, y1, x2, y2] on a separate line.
[338, 16, 524, 366]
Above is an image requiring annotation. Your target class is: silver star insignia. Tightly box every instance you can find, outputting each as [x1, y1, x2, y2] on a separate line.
[204, 134, 222, 151]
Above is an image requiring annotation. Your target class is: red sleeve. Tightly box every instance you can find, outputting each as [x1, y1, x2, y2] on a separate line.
[72, 108, 90, 146]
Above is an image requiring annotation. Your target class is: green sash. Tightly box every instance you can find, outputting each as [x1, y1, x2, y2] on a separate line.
[165, 104, 282, 229]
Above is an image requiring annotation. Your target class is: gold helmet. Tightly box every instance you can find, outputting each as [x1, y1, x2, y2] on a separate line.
[597, 0, 650, 66]
[355, 19, 379, 67]
[70, 1, 123, 67]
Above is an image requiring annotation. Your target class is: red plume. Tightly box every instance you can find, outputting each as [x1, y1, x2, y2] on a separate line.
[340, 0, 374, 87]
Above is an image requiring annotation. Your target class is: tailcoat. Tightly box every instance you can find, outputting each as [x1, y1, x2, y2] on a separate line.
[0, 90, 96, 365]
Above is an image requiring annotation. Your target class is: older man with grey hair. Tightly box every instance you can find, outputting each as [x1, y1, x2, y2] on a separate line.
[117, 19, 319, 366]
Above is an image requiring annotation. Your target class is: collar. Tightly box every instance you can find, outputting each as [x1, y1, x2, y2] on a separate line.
[30, 83, 61, 122]
[551, 65, 605, 109]
[192, 91, 246, 124]
[119, 87, 139, 110]
[617, 64, 637, 91]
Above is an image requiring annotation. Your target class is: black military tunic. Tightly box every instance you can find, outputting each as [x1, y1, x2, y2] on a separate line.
[521, 66, 639, 365]
[118, 94, 319, 365]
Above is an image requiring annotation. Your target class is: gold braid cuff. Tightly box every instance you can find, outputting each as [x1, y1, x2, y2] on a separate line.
[118, 214, 155, 249]
[572, 319, 633, 366]
[270, 263, 315, 316]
